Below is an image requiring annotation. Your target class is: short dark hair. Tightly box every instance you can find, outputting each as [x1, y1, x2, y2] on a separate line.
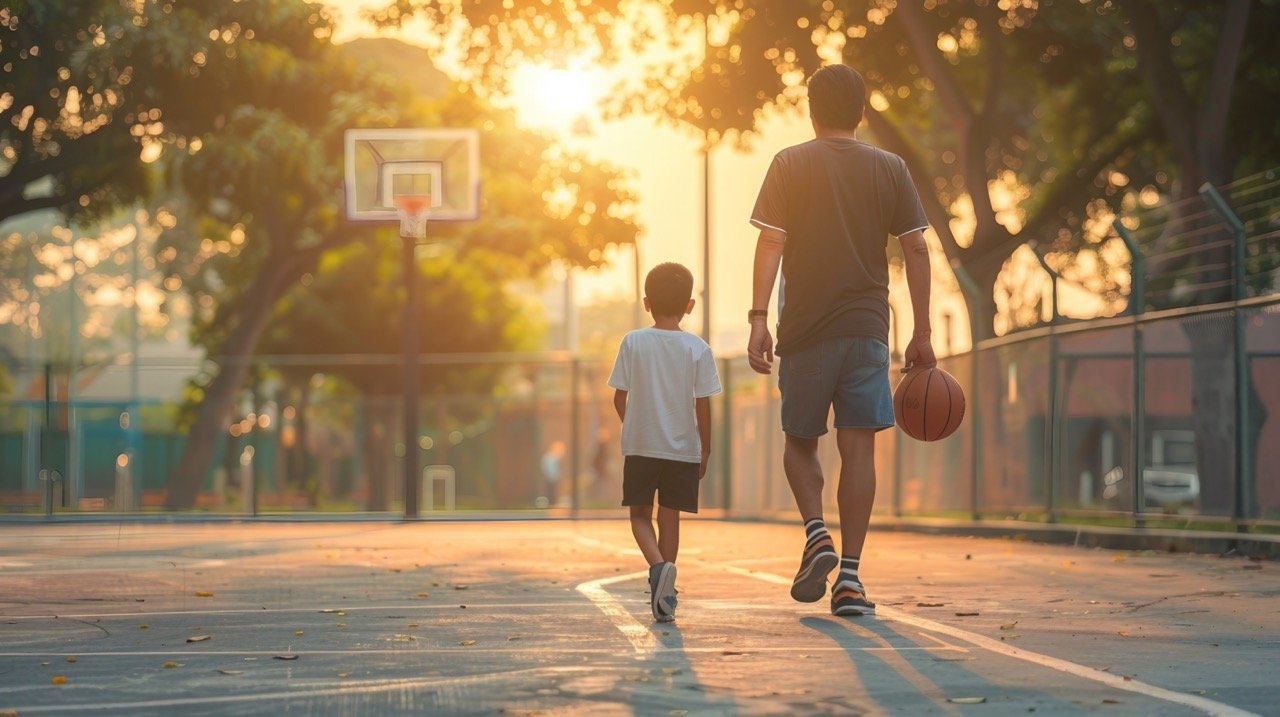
[644, 262, 694, 317]
[807, 64, 866, 131]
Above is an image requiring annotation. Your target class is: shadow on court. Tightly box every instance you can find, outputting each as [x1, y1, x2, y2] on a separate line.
[0, 519, 1274, 715]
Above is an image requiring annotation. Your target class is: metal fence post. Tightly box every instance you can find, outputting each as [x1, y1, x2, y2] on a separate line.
[1113, 220, 1147, 523]
[951, 261, 983, 521]
[569, 358, 581, 517]
[717, 358, 733, 515]
[1199, 183, 1251, 523]
[1029, 243, 1061, 522]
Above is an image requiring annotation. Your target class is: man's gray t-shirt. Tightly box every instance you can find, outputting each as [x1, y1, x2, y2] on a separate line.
[750, 138, 928, 355]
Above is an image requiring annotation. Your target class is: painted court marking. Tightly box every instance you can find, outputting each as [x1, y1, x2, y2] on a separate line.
[0, 666, 594, 714]
[573, 536, 1258, 717]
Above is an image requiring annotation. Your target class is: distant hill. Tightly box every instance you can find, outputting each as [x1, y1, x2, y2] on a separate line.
[338, 37, 452, 100]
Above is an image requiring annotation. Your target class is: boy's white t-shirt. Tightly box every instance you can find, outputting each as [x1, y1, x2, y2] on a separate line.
[608, 327, 722, 463]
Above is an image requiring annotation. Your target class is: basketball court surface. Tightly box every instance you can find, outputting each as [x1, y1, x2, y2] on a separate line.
[1, 519, 1275, 715]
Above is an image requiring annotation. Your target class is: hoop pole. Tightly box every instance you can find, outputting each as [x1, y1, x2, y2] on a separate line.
[403, 227, 421, 519]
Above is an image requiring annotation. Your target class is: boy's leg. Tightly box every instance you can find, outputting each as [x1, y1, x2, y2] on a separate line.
[656, 505, 680, 563]
[629, 504, 664, 566]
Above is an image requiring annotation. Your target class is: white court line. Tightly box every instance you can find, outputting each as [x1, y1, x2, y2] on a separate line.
[0, 666, 593, 714]
[681, 556, 1257, 717]
[575, 570, 656, 657]
[570, 536, 1255, 717]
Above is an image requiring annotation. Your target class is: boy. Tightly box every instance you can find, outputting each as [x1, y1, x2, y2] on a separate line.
[608, 262, 722, 623]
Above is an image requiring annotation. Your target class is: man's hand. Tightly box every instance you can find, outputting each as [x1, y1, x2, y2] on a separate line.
[748, 321, 774, 374]
[902, 333, 937, 373]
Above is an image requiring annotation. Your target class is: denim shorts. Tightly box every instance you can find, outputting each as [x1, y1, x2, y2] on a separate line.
[778, 335, 894, 438]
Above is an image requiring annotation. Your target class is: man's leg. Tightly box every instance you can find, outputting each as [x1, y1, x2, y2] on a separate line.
[784, 433, 824, 519]
[834, 427, 877, 557]
[785, 433, 839, 602]
[831, 427, 878, 615]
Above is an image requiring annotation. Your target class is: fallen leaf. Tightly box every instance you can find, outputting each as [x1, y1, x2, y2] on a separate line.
[162, 662, 183, 669]
[187, 635, 211, 643]
[722, 650, 748, 656]
[319, 609, 339, 614]
[1118, 630, 1131, 637]
[407, 623, 419, 628]
[51, 675, 68, 685]
[336, 623, 347, 628]
[139, 624, 150, 630]
[416, 592, 430, 598]
[274, 654, 299, 661]
[455, 585, 469, 590]
[917, 602, 945, 607]
[392, 634, 417, 642]
[955, 612, 980, 617]
[459, 639, 476, 646]
[337, 672, 349, 678]
[1000, 621, 1019, 630]
[194, 591, 213, 597]
[216, 669, 244, 676]
[1103, 698, 1123, 704]
[66, 656, 77, 663]
[507, 635, 521, 641]
[1112, 556, 1126, 562]
[295, 630, 305, 637]
[390, 568, 401, 573]
[947, 697, 986, 704]
[1123, 676, 1133, 682]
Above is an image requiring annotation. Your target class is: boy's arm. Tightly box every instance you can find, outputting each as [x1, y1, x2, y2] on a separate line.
[613, 389, 627, 423]
[695, 396, 711, 479]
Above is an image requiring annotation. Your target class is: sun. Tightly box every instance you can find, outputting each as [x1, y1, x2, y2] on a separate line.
[510, 61, 601, 131]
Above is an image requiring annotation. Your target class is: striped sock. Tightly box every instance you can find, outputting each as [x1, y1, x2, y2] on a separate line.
[837, 556, 864, 591]
[803, 518, 836, 560]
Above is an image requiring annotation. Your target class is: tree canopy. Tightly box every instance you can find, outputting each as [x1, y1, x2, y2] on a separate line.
[373, 0, 1280, 335]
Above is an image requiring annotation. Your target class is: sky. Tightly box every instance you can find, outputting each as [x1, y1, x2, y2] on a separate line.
[324, 2, 977, 355]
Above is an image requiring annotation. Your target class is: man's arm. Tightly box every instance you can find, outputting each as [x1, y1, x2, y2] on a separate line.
[748, 227, 786, 374]
[613, 389, 627, 422]
[695, 396, 711, 479]
[898, 229, 937, 371]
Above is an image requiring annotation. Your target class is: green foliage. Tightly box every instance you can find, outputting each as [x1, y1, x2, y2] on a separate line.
[377, 0, 1279, 334]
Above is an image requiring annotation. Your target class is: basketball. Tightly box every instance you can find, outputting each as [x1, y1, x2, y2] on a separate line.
[893, 367, 965, 442]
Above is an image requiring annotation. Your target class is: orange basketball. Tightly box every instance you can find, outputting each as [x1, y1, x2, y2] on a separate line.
[893, 367, 965, 442]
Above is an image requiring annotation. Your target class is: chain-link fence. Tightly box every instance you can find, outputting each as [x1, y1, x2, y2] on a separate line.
[3, 171, 1278, 528]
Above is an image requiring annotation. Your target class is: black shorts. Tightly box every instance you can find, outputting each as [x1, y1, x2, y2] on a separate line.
[622, 455, 700, 513]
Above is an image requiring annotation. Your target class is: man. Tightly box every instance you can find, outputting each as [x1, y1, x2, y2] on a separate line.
[747, 63, 936, 616]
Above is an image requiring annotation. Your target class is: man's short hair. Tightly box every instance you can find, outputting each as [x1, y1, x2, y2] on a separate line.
[808, 64, 866, 131]
[645, 262, 694, 317]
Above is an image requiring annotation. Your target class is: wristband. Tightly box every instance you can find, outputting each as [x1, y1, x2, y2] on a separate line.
[748, 309, 768, 322]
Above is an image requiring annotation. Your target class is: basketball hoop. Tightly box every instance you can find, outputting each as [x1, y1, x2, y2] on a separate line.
[393, 194, 431, 240]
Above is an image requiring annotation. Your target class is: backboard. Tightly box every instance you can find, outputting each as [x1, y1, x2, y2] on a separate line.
[343, 128, 480, 222]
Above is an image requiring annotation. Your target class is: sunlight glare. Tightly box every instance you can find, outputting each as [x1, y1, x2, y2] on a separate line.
[511, 62, 600, 130]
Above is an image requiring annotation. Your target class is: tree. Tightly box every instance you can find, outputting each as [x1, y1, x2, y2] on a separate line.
[1117, 0, 1277, 516]
[158, 29, 638, 509]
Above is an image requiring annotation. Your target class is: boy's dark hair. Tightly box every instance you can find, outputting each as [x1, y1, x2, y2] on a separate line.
[807, 64, 866, 131]
[645, 262, 694, 317]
